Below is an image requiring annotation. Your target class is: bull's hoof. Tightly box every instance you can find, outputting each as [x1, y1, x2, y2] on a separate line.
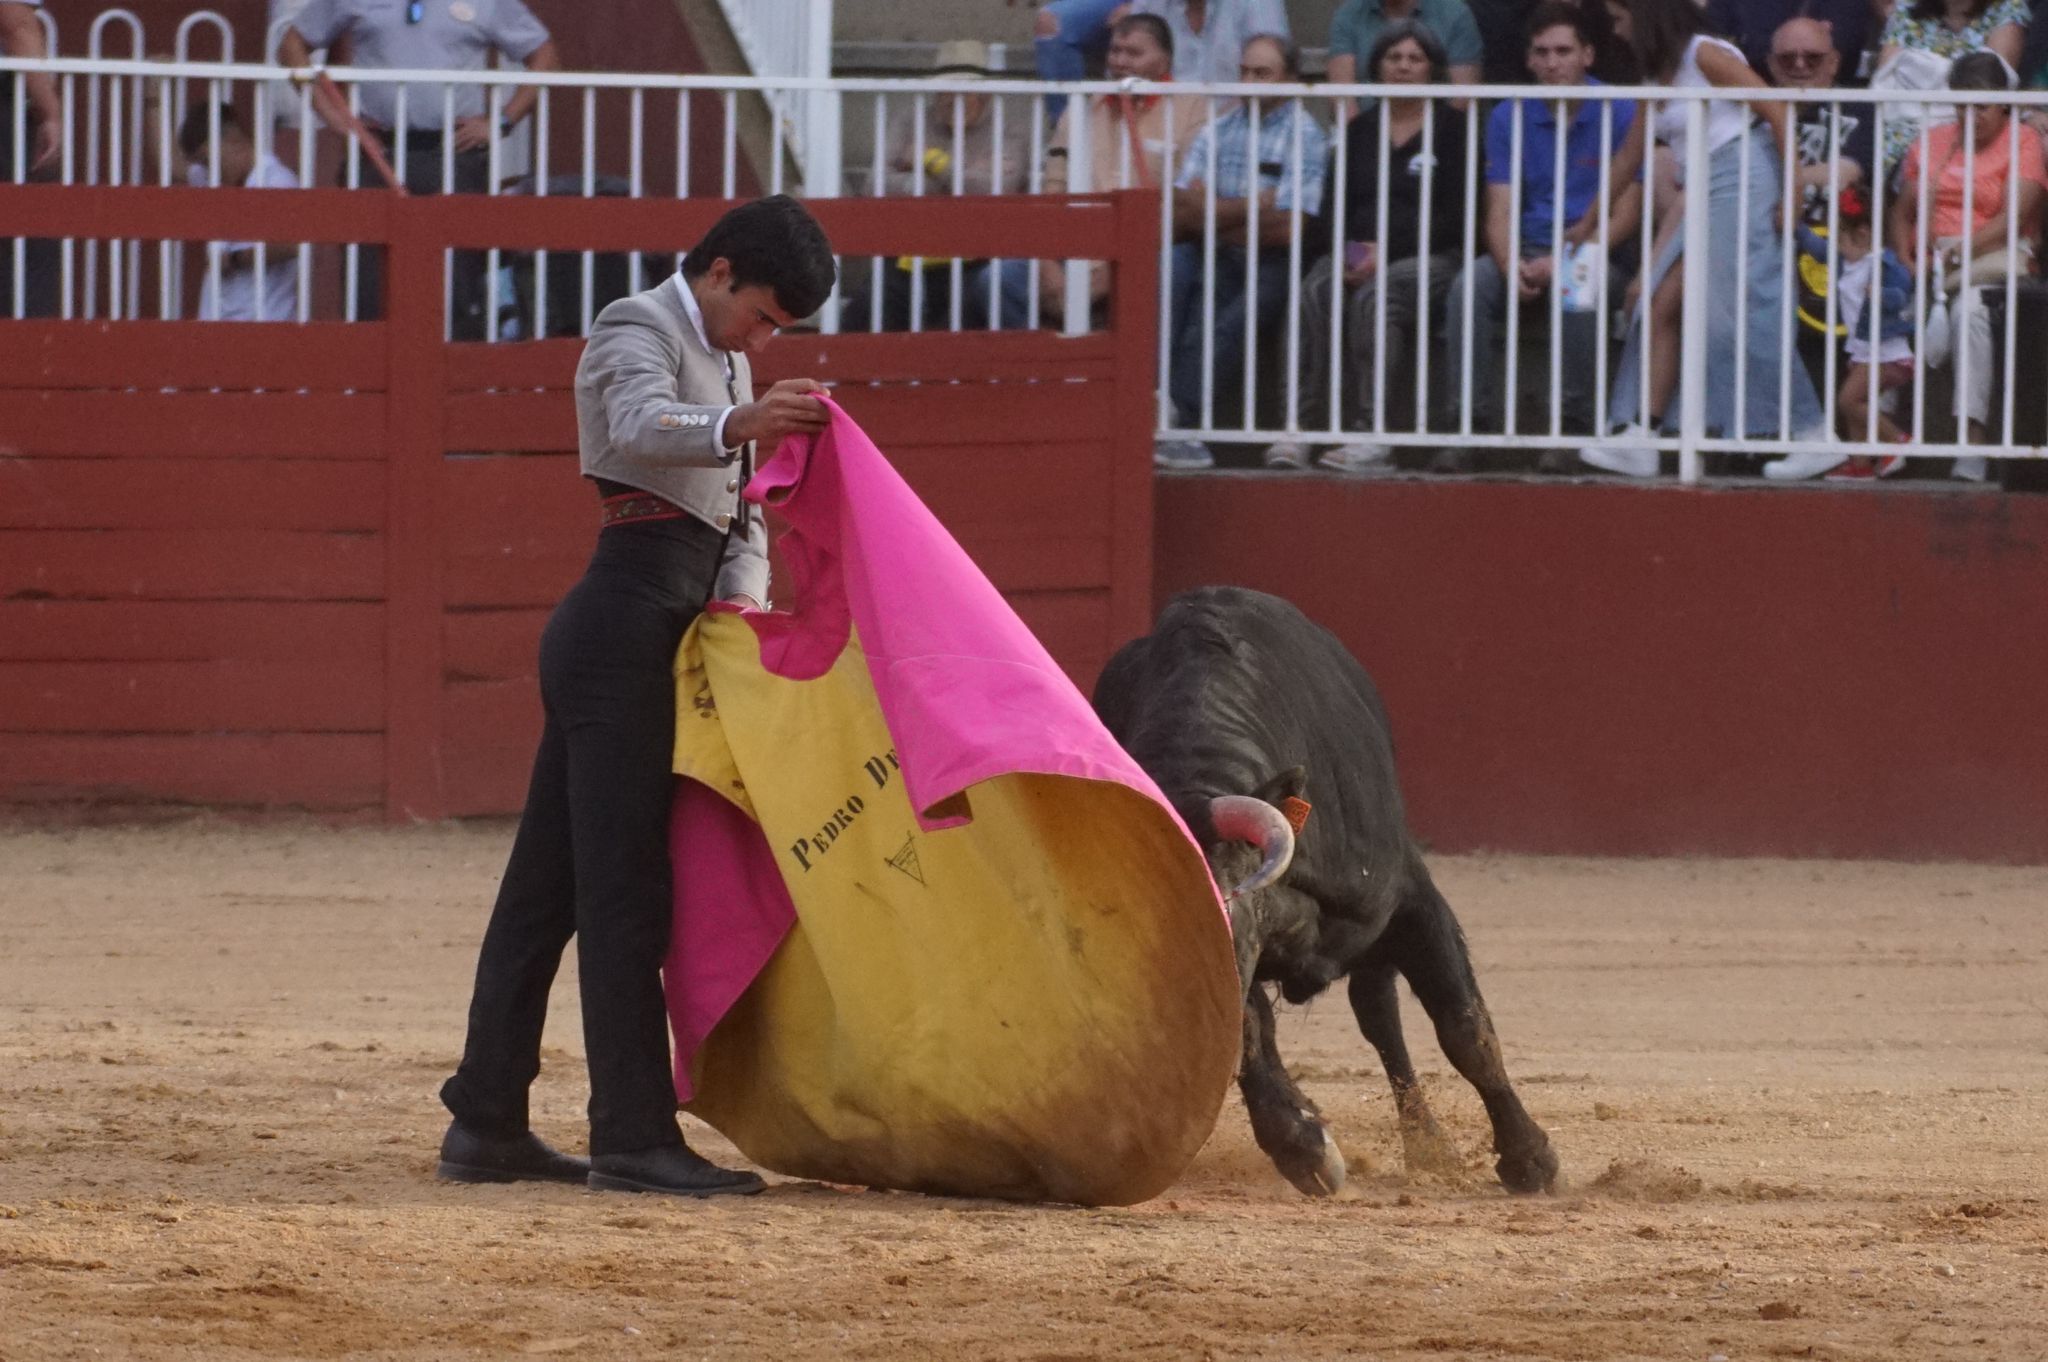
[1496, 1135, 1560, 1195]
[1276, 1126, 1348, 1198]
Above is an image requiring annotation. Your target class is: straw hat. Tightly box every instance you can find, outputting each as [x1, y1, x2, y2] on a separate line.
[932, 39, 994, 79]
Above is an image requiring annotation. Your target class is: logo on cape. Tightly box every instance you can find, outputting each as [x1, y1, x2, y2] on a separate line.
[885, 835, 925, 886]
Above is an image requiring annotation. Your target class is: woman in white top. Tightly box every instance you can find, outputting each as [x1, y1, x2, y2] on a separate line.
[1580, 0, 1830, 477]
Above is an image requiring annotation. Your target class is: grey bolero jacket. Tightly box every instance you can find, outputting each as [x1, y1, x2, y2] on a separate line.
[573, 278, 770, 605]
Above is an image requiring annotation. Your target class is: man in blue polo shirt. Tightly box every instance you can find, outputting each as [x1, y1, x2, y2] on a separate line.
[1440, 1, 1641, 455]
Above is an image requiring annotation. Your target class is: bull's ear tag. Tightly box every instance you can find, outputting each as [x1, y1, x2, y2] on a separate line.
[1279, 797, 1311, 835]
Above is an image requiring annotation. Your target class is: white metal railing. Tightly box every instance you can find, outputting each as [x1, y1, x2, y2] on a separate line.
[6, 49, 2048, 482]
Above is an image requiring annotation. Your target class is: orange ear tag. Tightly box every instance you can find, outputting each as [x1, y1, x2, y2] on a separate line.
[1279, 796, 1312, 835]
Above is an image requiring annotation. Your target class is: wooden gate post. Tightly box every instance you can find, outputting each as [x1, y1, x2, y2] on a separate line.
[381, 196, 450, 820]
[1106, 188, 1162, 644]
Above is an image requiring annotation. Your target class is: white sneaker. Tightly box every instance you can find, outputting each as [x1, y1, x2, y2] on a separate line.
[1578, 424, 1660, 478]
[1153, 439, 1214, 471]
[1763, 448, 1849, 480]
[1262, 439, 1310, 470]
[1319, 440, 1392, 473]
[1950, 454, 1989, 482]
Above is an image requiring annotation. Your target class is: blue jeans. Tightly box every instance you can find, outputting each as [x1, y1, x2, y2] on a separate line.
[1035, 0, 1124, 119]
[965, 257, 1039, 330]
[1167, 241, 1292, 424]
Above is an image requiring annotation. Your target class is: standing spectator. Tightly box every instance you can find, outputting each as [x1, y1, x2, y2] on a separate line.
[1872, 0, 2030, 171]
[1155, 34, 1329, 470]
[1032, 0, 1128, 118]
[1133, 0, 1293, 85]
[1790, 186, 1916, 476]
[177, 105, 306, 323]
[1706, 0, 1877, 82]
[0, 0, 59, 318]
[1581, 0, 1829, 476]
[1441, 3, 1642, 462]
[982, 15, 1195, 328]
[844, 41, 1033, 332]
[1327, 0, 1485, 89]
[1886, 51, 2047, 480]
[1265, 21, 1472, 472]
[278, 0, 562, 339]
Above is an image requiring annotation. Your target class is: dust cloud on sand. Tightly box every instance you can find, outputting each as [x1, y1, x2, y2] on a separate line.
[3, 822, 2044, 1360]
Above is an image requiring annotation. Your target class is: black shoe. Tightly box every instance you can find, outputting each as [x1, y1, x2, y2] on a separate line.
[588, 1143, 766, 1198]
[436, 1120, 591, 1185]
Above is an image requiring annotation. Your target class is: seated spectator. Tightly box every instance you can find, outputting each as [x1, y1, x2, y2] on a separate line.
[1264, 21, 1473, 472]
[844, 41, 1033, 332]
[1707, 0, 1877, 82]
[1888, 50, 2047, 480]
[1796, 186, 1917, 476]
[177, 104, 305, 323]
[1131, 0, 1292, 85]
[1326, 0, 1484, 90]
[0, 0, 59, 318]
[1872, 0, 2029, 171]
[1471, 0, 1640, 84]
[1155, 34, 1329, 470]
[1582, 0, 1829, 477]
[1771, 13, 1878, 207]
[1771, 13, 1881, 392]
[1440, 2, 1642, 466]
[985, 13, 1197, 327]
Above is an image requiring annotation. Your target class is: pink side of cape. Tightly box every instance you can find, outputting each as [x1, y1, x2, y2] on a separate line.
[666, 401, 1207, 1101]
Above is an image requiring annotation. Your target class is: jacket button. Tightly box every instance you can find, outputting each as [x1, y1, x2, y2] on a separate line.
[725, 477, 739, 493]
[715, 513, 732, 530]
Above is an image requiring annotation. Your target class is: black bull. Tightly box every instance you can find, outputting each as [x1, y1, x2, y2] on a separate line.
[1093, 586, 1558, 1196]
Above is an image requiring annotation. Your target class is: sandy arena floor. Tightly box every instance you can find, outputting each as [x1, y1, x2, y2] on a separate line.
[1, 821, 2044, 1361]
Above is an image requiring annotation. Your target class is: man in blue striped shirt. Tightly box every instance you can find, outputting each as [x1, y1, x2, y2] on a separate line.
[1157, 33, 1330, 469]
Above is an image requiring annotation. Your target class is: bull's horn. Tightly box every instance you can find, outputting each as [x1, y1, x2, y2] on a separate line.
[1208, 795, 1296, 897]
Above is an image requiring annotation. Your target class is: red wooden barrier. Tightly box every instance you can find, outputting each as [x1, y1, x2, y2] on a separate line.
[0, 185, 1160, 819]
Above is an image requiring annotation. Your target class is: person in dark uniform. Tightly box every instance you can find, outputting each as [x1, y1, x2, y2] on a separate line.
[435, 196, 836, 1197]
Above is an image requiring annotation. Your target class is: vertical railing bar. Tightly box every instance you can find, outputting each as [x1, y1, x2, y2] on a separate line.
[1201, 95, 1217, 431]
[1503, 97, 1522, 438]
[1240, 97, 1260, 432]
[948, 92, 964, 333]
[1547, 96, 1566, 438]
[909, 96, 926, 334]
[1281, 96, 1305, 437]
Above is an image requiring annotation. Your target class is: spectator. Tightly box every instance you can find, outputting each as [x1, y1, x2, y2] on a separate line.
[1581, 0, 1829, 476]
[844, 41, 1034, 332]
[1872, 0, 2029, 171]
[1264, 21, 1473, 472]
[1440, 2, 1643, 465]
[1771, 13, 1881, 394]
[1470, 0, 1640, 84]
[1155, 34, 1329, 470]
[1327, 0, 1485, 90]
[984, 14, 1195, 327]
[1132, 0, 1292, 85]
[1032, 0, 1127, 117]
[1792, 186, 1916, 476]
[1772, 13, 1878, 208]
[279, 0, 562, 338]
[1706, 0, 1877, 82]
[1887, 50, 2047, 480]
[177, 105, 306, 323]
[0, 0, 59, 318]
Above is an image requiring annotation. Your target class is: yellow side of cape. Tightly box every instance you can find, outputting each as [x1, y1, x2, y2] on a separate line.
[673, 613, 1242, 1206]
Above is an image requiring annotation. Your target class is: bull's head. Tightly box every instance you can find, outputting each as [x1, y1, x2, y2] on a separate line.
[1202, 767, 1307, 990]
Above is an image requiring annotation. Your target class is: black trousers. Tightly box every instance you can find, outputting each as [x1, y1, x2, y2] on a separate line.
[441, 512, 724, 1155]
[347, 130, 490, 339]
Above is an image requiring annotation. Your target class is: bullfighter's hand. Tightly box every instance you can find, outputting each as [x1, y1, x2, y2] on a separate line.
[726, 378, 831, 449]
[723, 593, 763, 611]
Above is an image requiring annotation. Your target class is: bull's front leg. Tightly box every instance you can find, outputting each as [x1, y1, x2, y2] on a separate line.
[1346, 958, 1464, 1177]
[1388, 881, 1559, 1195]
[1238, 984, 1348, 1197]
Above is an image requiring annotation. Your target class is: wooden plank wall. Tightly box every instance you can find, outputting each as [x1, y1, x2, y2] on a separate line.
[0, 186, 1159, 818]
